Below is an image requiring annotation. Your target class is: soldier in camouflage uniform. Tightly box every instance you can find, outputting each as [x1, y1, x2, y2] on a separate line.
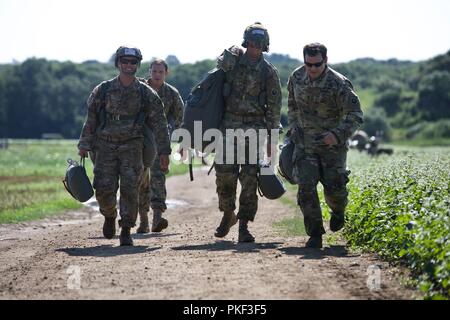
[214, 22, 282, 243]
[137, 58, 184, 234]
[287, 43, 363, 248]
[78, 46, 171, 246]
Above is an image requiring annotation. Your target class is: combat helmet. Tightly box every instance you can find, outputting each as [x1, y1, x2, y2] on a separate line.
[114, 46, 143, 67]
[242, 22, 270, 52]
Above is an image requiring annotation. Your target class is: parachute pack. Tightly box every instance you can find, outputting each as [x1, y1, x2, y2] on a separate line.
[62, 157, 94, 203]
[181, 68, 226, 152]
[257, 161, 286, 200]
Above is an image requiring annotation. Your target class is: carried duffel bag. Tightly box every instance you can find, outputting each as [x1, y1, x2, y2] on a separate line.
[62, 157, 94, 203]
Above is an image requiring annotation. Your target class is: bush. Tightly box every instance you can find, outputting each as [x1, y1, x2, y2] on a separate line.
[406, 120, 450, 140]
[361, 108, 392, 141]
[345, 149, 450, 299]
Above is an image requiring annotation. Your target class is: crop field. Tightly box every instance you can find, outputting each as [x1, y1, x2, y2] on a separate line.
[1, 140, 448, 299]
[281, 146, 449, 299]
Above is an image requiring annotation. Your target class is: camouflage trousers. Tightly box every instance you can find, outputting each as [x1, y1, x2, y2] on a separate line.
[138, 155, 167, 218]
[214, 125, 266, 222]
[92, 138, 144, 228]
[292, 146, 350, 236]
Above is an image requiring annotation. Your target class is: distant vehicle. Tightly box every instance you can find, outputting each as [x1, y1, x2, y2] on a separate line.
[349, 130, 393, 156]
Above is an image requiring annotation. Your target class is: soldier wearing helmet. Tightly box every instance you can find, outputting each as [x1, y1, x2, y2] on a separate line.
[78, 46, 171, 246]
[242, 22, 270, 52]
[287, 43, 363, 248]
[213, 22, 282, 243]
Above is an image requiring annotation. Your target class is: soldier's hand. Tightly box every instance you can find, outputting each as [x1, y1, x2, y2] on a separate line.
[160, 154, 170, 173]
[176, 146, 188, 162]
[78, 149, 89, 158]
[323, 132, 338, 146]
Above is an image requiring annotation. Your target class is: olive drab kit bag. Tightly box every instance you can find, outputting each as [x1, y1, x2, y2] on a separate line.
[181, 68, 226, 152]
[257, 161, 286, 200]
[180, 65, 227, 181]
[278, 138, 295, 185]
[63, 157, 94, 203]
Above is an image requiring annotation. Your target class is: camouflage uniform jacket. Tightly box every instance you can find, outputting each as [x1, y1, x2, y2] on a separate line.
[287, 66, 363, 151]
[218, 49, 282, 130]
[146, 79, 184, 131]
[78, 76, 171, 155]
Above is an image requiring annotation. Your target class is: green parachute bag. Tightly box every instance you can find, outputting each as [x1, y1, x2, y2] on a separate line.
[278, 139, 296, 185]
[143, 125, 157, 168]
[257, 160, 286, 200]
[62, 157, 94, 203]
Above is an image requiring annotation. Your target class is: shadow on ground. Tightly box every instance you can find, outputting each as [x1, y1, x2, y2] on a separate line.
[171, 241, 284, 253]
[56, 245, 161, 257]
[88, 233, 180, 240]
[278, 245, 359, 260]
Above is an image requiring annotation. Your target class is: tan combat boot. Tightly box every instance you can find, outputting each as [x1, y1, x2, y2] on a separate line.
[136, 213, 150, 234]
[102, 217, 116, 239]
[214, 211, 238, 238]
[119, 227, 133, 246]
[238, 219, 255, 243]
[151, 209, 168, 233]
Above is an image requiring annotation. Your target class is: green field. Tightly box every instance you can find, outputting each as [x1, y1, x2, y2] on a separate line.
[277, 146, 450, 299]
[0, 140, 191, 224]
[1, 140, 449, 299]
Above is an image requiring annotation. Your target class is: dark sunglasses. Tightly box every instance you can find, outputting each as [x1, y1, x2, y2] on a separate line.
[120, 58, 139, 65]
[305, 61, 324, 68]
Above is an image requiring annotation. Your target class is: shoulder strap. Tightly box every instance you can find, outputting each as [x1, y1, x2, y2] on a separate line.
[96, 80, 113, 131]
[258, 59, 270, 113]
[133, 81, 149, 127]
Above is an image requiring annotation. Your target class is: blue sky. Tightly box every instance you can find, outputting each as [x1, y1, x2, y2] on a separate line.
[1, 0, 449, 64]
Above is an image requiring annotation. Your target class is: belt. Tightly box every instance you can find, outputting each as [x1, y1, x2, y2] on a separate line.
[106, 113, 137, 122]
[223, 112, 265, 123]
[98, 135, 142, 143]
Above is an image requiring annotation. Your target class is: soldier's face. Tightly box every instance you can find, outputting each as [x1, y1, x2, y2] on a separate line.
[150, 63, 167, 85]
[304, 54, 327, 80]
[119, 57, 139, 76]
[246, 41, 263, 61]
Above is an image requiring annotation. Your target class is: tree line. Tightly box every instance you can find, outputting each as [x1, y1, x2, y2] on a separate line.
[0, 50, 448, 142]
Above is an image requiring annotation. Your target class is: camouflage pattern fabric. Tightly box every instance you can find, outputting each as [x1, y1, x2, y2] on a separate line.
[93, 139, 143, 228]
[78, 76, 171, 227]
[220, 51, 282, 131]
[138, 80, 184, 216]
[287, 66, 363, 236]
[78, 76, 171, 155]
[215, 50, 282, 221]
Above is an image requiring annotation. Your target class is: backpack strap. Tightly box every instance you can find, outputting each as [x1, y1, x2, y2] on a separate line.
[258, 58, 269, 113]
[133, 81, 148, 127]
[96, 80, 113, 132]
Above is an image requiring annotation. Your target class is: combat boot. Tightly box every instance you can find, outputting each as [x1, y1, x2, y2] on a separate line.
[137, 213, 150, 234]
[151, 209, 168, 233]
[305, 235, 322, 248]
[119, 227, 133, 246]
[214, 211, 238, 238]
[102, 217, 116, 239]
[238, 219, 255, 243]
[330, 212, 345, 232]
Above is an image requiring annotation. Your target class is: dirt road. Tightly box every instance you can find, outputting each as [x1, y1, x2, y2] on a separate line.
[0, 168, 416, 300]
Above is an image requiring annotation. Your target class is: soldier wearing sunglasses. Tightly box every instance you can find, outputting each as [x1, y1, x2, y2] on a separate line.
[287, 43, 363, 248]
[78, 46, 171, 246]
